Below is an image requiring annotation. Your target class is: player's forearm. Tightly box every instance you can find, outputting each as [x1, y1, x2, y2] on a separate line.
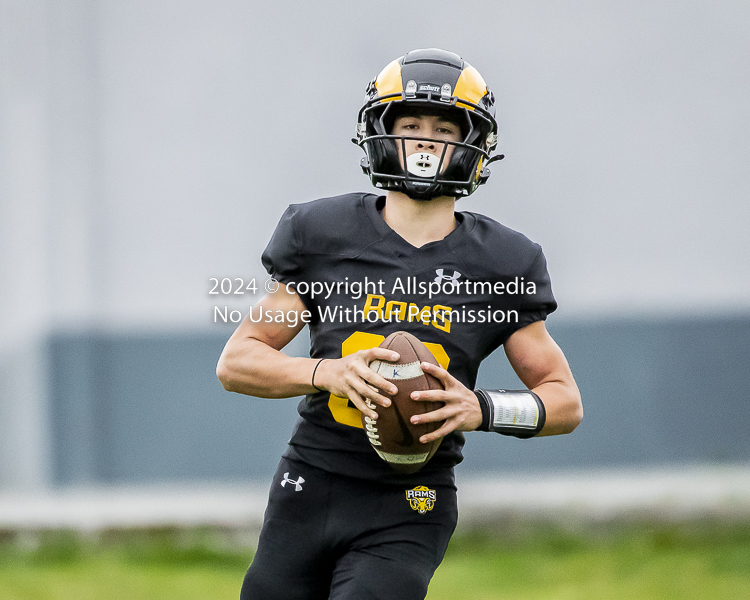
[533, 379, 582, 436]
[217, 338, 317, 399]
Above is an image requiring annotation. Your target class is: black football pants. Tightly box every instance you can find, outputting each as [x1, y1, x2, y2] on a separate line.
[240, 457, 458, 600]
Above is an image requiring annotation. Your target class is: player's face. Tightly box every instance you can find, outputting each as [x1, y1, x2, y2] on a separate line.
[391, 113, 463, 176]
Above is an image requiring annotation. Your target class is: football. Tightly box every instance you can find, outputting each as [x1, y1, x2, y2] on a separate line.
[362, 331, 444, 474]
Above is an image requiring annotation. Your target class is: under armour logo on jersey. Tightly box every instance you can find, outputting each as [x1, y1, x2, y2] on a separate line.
[434, 268, 461, 285]
[280, 472, 305, 492]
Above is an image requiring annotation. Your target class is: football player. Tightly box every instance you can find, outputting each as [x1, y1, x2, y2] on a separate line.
[217, 48, 582, 600]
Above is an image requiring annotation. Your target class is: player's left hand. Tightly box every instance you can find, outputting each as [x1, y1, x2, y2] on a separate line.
[409, 362, 482, 443]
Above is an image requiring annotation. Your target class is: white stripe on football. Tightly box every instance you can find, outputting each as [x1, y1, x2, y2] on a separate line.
[370, 360, 423, 381]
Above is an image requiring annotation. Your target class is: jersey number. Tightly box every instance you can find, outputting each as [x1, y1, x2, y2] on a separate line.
[328, 331, 450, 428]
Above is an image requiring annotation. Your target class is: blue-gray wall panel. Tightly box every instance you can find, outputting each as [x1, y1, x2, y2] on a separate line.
[48, 317, 750, 485]
[50, 332, 303, 485]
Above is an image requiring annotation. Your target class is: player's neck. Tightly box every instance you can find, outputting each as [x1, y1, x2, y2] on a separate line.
[382, 191, 457, 248]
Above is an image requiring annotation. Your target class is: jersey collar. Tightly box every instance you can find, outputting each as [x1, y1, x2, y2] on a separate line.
[363, 194, 474, 252]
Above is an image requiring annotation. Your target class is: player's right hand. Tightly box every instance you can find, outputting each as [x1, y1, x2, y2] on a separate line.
[313, 349, 400, 420]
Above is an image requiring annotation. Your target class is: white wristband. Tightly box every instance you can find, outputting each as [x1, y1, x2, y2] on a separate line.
[474, 389, 546, 438]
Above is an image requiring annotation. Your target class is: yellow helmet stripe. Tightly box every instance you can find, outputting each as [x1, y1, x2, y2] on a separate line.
[375, 59, 403, 102]
[453, 63, 487, 111]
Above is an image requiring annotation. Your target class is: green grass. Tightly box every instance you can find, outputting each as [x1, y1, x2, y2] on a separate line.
[1, 520, 749, 600]
[0, 527, 249, 600]
[428, 519, 750, 600]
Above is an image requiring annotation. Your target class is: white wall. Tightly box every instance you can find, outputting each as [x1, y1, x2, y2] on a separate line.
[96, 0, 750, 324]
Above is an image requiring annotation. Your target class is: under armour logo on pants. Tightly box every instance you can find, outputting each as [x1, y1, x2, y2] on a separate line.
[280, 472, 305, 491]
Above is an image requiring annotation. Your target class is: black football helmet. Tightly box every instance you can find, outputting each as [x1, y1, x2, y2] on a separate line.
[354, 48, 503, 200]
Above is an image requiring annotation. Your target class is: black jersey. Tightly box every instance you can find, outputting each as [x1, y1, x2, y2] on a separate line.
[261, 193, 556, 485]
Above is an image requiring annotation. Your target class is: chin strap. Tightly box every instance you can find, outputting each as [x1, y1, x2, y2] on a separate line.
[478, 154, 505, 185]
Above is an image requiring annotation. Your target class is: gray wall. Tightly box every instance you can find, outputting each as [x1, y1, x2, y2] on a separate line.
[2, 0, 749, 489]
[48, 316, 750, 485]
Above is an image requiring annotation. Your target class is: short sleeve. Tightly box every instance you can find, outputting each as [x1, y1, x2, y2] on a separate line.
[496, 247, 557, 346]
[261, 206, 302, 284]
[517, 247, 557, 326]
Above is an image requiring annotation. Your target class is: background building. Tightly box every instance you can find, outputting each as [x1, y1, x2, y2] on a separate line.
[1, 0, 749, 492]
